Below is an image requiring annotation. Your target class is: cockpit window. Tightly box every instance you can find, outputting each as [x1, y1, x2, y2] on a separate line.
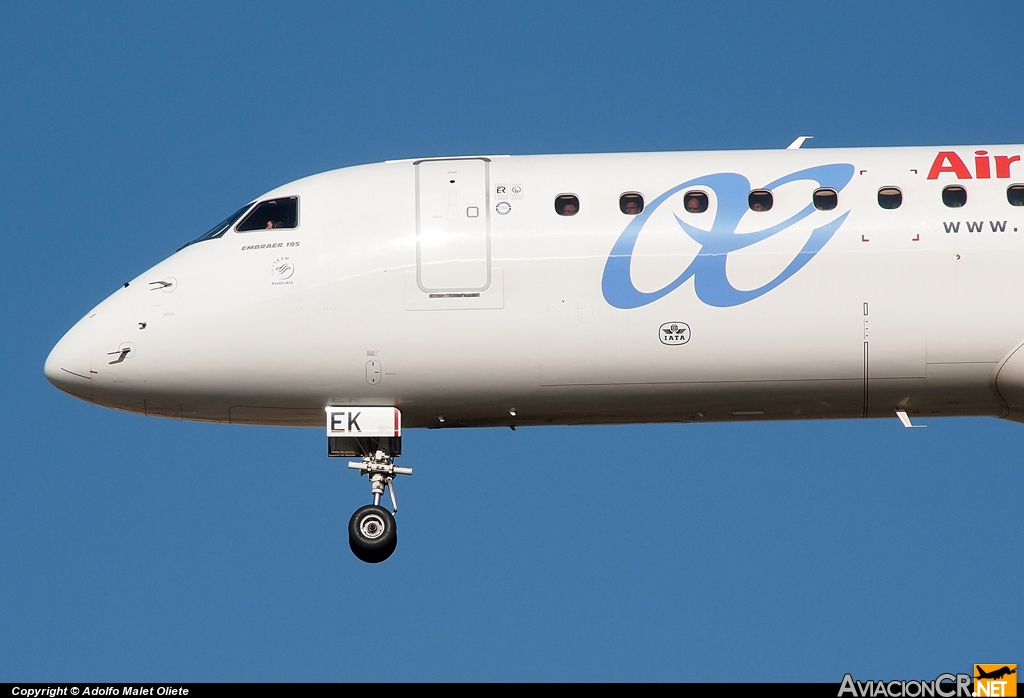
[236, 196, 299, 231]
[178, 203, 253, 251]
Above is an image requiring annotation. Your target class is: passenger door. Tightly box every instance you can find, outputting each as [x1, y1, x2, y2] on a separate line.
[415, 158, 490, 292]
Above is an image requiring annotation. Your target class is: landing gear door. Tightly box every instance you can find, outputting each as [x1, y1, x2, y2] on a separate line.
[415, 158, 490, 292]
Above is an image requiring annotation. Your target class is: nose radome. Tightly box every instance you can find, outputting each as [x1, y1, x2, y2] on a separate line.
[44, 321, 93, 402]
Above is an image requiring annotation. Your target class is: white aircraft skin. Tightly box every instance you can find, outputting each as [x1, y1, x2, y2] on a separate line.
[45, 145, 1024, 431]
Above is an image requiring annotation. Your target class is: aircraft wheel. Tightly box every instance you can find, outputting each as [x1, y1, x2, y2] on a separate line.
[348, 504, 397, 563]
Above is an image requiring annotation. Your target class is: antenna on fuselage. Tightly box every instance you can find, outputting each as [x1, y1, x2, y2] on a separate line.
[787, 136, 813, 150]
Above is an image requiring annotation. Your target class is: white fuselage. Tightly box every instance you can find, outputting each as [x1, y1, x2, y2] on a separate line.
[44, 146, 1024, 428]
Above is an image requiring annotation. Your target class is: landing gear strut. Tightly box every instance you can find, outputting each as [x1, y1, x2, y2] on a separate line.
[346, 450, 412, 563]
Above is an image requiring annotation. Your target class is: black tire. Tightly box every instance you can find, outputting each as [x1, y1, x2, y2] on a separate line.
[348, 504, 398, 563]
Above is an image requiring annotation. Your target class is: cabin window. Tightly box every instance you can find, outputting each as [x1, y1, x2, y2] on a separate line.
[748, 190, 773, 212]
[1007, 185, 1024, 206]
[942, 185, 967, 208]
[178, 203, 253, 250]
[236, 196, 299, 231]
[619, 193, 644, 215]
[684, 191, 708, 213]
[813, 188, 838, 211]
[877, 187, 902, 209]
[555, 194, 580, 216]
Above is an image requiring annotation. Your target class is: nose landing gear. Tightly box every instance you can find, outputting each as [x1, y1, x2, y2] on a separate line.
[326, 407, 409, 563]
[346, 450, 412, 564]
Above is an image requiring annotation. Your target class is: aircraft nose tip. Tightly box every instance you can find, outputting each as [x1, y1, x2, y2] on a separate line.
[44, 325, 93, 402]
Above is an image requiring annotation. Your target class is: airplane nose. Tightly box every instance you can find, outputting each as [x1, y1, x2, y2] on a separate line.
[44, 321, 93, 402]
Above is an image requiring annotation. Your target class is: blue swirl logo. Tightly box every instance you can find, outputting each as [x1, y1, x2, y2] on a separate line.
[601, 164, 855, 308]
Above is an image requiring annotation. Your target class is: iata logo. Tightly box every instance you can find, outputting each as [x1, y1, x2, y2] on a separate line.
[602, 164, 854, 309]
[659, 322, 690, 345]
[927, 150, 1021, 180]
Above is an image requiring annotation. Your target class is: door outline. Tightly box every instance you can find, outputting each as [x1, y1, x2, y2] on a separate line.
[415, 157, 491, 292]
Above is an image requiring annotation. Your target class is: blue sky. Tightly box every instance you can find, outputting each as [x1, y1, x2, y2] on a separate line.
[1, 1, 1020, 682]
